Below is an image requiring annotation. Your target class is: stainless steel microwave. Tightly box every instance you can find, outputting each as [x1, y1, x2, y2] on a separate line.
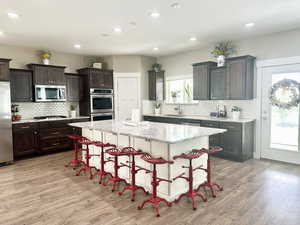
[35, 85, 66, 102]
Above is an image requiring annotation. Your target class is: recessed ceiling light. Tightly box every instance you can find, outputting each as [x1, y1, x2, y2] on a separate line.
[245, 22, 255, 28]
[7, 11, 19, 19]
[171, 3, 181, 8]
[149, 11, 160, 18]
[113, 27, 122, 33]
[153, 47, 159, 51]
[190, 37, 197, 41]
[74, 44, 81, 49]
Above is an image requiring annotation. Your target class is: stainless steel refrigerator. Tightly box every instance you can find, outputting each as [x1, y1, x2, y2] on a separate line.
[0, 81, 13, 165]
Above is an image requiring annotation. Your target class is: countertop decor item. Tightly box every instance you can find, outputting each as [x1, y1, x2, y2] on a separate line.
[231, 106, 241, 120]
[41, 50, 52, 65]
[152, 63, 162, 72]
[70, 105, 76, 118]
[211, 41, 236, 67]
[269, 79, 300, 109]
[11, 104, 21, 121]
[154, 102, 161, 115]
[171, 91, 180, 103]
[184, 83, 192, 102]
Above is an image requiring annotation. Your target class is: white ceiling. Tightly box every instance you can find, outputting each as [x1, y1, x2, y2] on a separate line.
[0, 0, 300, 56]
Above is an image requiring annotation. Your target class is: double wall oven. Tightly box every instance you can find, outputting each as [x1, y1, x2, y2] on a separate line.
[90, 89, 114, 121]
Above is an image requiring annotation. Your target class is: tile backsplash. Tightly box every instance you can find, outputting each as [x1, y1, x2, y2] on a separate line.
[143, 99, 258, 119]
[12, 102, 80, 119]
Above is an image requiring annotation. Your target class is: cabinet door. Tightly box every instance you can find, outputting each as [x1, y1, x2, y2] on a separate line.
[193, 64, 210, 100]
[10, 69, 33, 102]
[34, 66, 49, 85]
[13, 125, 38, 157]
[66, 75, 80, 101]
[148, 71, 156, 100]
[90, 70, 104, 88]
[156, 71, 165, 101]
[220, 130, 242, 160]
[0, 62, 9, 81]
[104, 71, 113, 89]
[201, 120, 220, 147]
[227, 58, 246, 100]
[48, 67, 65, 85]
[210, 67, 227, 100]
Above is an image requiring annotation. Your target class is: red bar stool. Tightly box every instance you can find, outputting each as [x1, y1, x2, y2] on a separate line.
[90, 141, 116, 185]
[105, 147, 128, 192]
[118, 147, 149, 201]
[193, 147, 224, 198]
[173, 151, 207, 210]
[137, 153, 173, 217]
[75, 138, 96, 179]
[65, 135, 84, 168]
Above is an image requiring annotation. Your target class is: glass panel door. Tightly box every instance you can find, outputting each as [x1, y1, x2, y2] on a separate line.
[261, 64, 300, 164]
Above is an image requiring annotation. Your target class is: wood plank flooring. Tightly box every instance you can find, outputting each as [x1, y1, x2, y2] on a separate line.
[0, 151, 299, 225]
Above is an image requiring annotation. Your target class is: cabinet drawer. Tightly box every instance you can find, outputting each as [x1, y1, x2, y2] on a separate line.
[39, 120, 72, 129]
[13, 123, 38, 131]
[39, 127, 72, 140]
[201, 120, 219, 128]
[220, 122, 242, 132]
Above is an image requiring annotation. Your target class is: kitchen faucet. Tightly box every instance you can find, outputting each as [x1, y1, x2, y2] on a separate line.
[174, 104, 183, 115]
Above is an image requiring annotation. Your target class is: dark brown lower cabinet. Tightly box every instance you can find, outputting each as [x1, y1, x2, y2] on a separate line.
[13, 123, 39, 157]
[143, 116, 254, 162]
[12, 118, 89, 158]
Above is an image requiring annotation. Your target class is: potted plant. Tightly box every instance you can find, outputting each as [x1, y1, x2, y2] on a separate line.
[184, 83, 192, 103]
[152, 63, 162, 72]
[41, 50, 52, 65]
[231, 106, 241, 120]
[211, 41, 236, 67]
[70, 105, 76, 118]
[171, 91, 180, 103]
[154, 102, 161, 115]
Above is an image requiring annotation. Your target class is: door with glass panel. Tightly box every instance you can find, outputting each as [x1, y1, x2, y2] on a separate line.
[261, 64, 300, 164]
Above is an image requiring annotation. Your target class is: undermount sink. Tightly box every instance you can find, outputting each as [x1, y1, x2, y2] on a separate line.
[164, 114, 185, 117]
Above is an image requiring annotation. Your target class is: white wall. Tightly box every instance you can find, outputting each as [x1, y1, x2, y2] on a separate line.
[0, 43, 96, 73]
[147, 29, 300, 118]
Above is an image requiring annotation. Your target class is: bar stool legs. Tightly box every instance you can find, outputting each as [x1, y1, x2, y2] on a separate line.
[193, 147, 224, 198]
[137, 153, 173, 217]
[76, 139, 96, 179]
[65, 135, 84, 169]
[173, 151, 207, 210]
[118, 150, 148, 201]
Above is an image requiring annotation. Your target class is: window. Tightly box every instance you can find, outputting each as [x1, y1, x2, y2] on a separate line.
[166, 77, 196, 104]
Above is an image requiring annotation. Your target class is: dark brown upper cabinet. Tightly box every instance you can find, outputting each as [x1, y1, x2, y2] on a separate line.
[0, 58, 11, 81]
[148, 70, 165, 101]
[192, 62, 216, 100]
[210, 67, 228, 100]
[65, 73, 83, 102]
[193, 55, 255, 100]
[27, 64, 66, 85]
[226, 55, 255, 100]
[77, 68, 114, 90]
[10, 69, 33, 102]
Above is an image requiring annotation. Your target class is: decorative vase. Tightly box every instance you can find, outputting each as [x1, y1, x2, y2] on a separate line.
[217, 55, 225, 67]
[70, 110, 76, 118]
[42, 58, 50, 65]
[154, 108, 161, 115]
[153, 67, 160, 72]
[172, 97, 177, 103]
[232, 111, 240, 120]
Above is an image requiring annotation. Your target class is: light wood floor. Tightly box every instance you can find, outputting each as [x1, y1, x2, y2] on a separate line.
[0, 151, 300, 225]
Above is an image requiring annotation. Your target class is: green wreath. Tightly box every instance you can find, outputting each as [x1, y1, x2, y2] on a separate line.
[269, 79, 300, 109]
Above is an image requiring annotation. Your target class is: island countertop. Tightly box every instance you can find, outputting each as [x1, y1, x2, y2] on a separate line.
[69, 120, 226, 144]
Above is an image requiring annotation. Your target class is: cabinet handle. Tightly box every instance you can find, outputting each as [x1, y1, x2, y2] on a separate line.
[21, 126, 30, 129]
[52, 143, 59, 146]
[34, 131, 38, 135]
[51, 132, 60, 135]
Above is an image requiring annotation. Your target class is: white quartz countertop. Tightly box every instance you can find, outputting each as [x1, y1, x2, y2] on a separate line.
[12, 116, 90, 124]
[143, 113, 255, 123]
[69, 120, 227, 144]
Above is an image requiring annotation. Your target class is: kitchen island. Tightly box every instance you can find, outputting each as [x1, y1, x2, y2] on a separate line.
[69, 120, 226, 201]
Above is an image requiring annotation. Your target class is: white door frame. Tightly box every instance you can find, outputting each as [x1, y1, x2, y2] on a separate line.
[256, 56, 300, 161]
[114, 72, 142, 121]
